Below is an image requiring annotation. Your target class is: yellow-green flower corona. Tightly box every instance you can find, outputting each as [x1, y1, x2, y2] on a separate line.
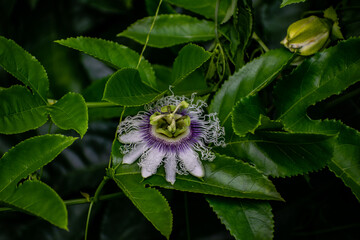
[281, 16, 332, 56]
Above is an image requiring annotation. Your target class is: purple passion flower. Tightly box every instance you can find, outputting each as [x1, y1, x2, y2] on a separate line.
[117, 95, 225, 184]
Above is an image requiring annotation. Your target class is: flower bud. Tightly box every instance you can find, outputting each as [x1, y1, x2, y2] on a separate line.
[281, 16, 332, 56]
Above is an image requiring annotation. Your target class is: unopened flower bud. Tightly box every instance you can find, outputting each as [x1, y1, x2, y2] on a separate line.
[281, 16, 332, 56]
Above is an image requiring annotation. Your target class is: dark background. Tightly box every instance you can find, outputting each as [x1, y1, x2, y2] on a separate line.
[0, 0, 360, 239]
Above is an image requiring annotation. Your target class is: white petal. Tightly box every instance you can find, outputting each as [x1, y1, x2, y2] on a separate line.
[141, 148, 165, 178]
[178, 149, 204, 177]
[119, 130, 143, 144]
[123, 144, 146, 164]
[164, 153, 177, 185]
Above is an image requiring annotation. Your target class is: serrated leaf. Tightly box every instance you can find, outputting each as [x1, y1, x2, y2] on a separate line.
[0, 36, 48, 101]
[232, 94, 266, 137]
[209, 48, 293, 136]
[0, 85, 48, 134]
[103, 68, 161, 106]
[55, 37, 157, 89]
[233, 0, 253, 68]
[224, 132, 335, 177]
[0, 134, 77, 192]
[153, 65, 210, 95]
[280, 0, 306, 8]
[113, 174, 172, 239]
[49, 92, 88, 137]
[118, 14, 215, 48]
[115, 153, 282, 201]
[207, 197, 274, 240]
[274, 38, 360, 199]
[165, 0, 236, 23]
[0, 180, 67, 229]
[276, 39, 360, 126]
[171, 44, 211, 86]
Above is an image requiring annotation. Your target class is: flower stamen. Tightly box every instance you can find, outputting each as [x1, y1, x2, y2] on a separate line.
[150, 101, 191, 138]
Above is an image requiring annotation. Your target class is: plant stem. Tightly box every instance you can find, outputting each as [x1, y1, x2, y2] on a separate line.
[136, 0, 163, 69]
[84, 177, 109, 240]
[64, 192, 123, 206]
[84, 201, 93, 240]
[252, 32, 269, 52]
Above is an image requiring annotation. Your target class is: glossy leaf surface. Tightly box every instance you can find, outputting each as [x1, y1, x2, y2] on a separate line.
[0, 180, 67, 229]
[207, 197, 273, 240]
[0, 36, 48, 100]
[280, 0, 306, 8]
[209, 48, 293, 134]
[232, 94, 266, 137]
[0, 134, 77, 192]
[0, 85, 48, 134]
[165, 0, 236, 23]
[115, 153, 282, 201]
[113, 174, 172, 239]
[118, 14, 215, 48]
[103, 68, 161, 106]
[55, 37, 157, 89]
[171, 44, 211, 86]
[224, 132, 335, 177]
[49, 92, 88, 137]
[274, 38, 360, 199]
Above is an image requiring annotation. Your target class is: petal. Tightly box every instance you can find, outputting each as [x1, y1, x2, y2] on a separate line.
[119, 130, 143, 144]
[123, 144, 146, 164]
[141, 148, 165, 178]
[178, 148, 204, 178]
[164, 153, 177, 185]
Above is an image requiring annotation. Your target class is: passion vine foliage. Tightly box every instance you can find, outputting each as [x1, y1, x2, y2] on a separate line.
[0, 0, 360, 239]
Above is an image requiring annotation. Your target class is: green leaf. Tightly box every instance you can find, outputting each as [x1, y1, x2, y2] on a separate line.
[113, 174, 172, 239]
[171, 44, 211, 86]
[232, 95, 266, 137]
[275, 39, 360, 127]
[0, 85, 48, 134]
[153, 65, 210, 95]
[0, 180, 67, 229]
[165, 0, 236, 23]
[207, 197, 274, 240]
[209, 48, 293, 134]
[224, 132, 335, 177]
[232, 0, 253, 68]
[280, 0, 306, 8]
[274, 38, 360, 199]
[0, 36, 48, 101]
[118, 14, 215, 48]
[49, 92, 88, 138]
[115, 153, 283, 201]
[103, 68, 161, 106]
[328, 123, 360, 201]
[0, 134, 77, 192]
[55, 37, 157, 89]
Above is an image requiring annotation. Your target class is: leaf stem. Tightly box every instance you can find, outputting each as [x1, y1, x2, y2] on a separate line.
[252, 32, 269, 52]
[136, 0, 163, 69]
[86, 102, 120, 108]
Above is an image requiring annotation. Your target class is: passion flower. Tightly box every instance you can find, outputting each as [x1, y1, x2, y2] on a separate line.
[117, 95, 225, 184]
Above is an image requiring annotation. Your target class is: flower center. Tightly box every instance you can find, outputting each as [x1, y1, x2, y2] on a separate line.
[149, 101, 191, 138]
